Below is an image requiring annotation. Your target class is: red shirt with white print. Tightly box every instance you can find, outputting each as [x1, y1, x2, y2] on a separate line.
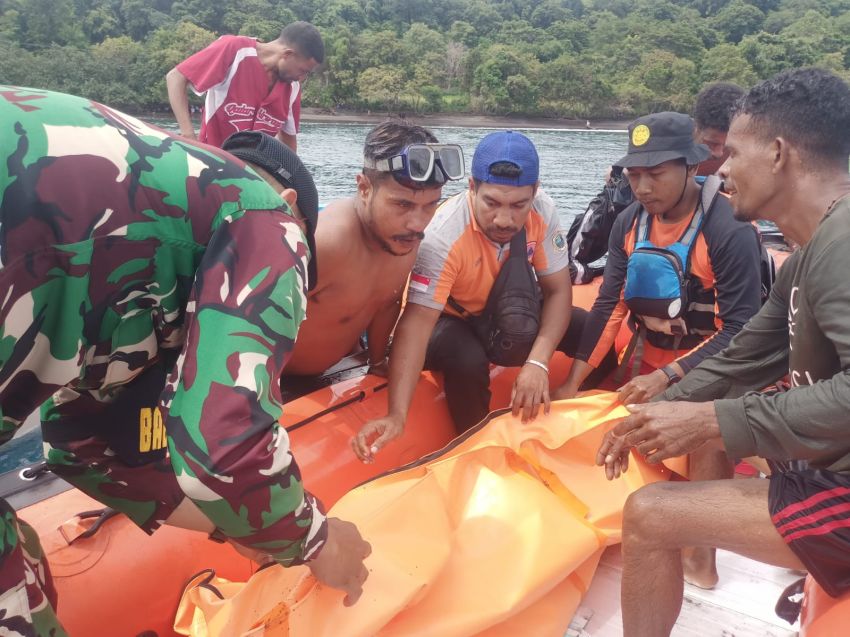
[177, 35, 301, 147]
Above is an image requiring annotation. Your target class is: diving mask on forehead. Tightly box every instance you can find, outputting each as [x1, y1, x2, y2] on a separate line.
[363, 144, 466, 187]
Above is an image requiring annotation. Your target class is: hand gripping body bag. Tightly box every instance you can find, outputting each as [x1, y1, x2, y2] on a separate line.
[623, 175, 721, 320]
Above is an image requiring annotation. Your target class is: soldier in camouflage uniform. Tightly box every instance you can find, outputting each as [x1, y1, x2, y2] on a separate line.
[0, 86, 370, 634]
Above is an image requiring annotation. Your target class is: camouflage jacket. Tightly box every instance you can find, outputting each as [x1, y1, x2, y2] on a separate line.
[0, 86, 326, 565]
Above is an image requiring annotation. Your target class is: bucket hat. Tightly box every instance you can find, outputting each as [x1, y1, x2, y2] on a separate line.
[614, 112, 709, 168]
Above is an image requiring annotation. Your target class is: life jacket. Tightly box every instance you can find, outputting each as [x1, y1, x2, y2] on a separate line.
[623, 175, 722, 351]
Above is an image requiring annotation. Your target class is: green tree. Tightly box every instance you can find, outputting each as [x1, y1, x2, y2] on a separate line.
[712, 0, 765, 43]
[354, 29, 404, 68]
[170, 0, 228, 34]
[358, 65, 406, 108]
[312, 0, 367, 30]
[547, 19, 590, 53]
[400, 23, 445, 68]
[698, 42, 758, 85]
[538, 53, 615, 117]
[448, 20, 477, 47]
[472, 44, 539, 113]
[16, 0, 85, 49]
[619, 49, 697, 112]
[118, 0, 171, 41]
[84, 35, 147, 107]
[0, 40, 35, 85]
[82, 5, 122, 44]
[781, 10, 843, 57]
[460, 0, 503, 36]
[0, 5, 22, 43]
[739, 31, 817, 76]
[529, 0, 576, 28]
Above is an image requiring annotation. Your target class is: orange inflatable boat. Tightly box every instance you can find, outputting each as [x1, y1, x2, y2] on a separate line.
[8, 282, 611, 637]
[8, 245, 810, 637]
[14, 353, 627, 637]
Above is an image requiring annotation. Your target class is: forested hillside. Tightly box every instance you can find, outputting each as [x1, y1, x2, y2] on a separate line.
[1, 0, 848, 118]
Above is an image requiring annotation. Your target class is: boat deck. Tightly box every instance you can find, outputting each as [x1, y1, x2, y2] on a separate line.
[569, 546, 800, 636]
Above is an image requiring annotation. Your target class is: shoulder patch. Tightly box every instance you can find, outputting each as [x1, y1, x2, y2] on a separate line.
[552, 232, 567, 252]
[409, 272, 431, 293]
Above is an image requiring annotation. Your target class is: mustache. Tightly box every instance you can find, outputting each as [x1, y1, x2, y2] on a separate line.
[392, 231, 425, 242]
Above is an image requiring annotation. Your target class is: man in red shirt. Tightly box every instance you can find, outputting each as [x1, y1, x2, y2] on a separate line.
[166, 21, 324, 152]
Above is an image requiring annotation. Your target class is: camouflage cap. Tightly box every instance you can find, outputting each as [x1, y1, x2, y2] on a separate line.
[223, 131, 320, 290]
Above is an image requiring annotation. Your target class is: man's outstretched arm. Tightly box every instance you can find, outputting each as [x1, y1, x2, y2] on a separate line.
[352, 303, 441, 462]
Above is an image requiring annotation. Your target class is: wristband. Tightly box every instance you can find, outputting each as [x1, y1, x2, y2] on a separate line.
[368, 356, 388, 367]
[524, 359, 549, 374]
[661, 365, 681, 386]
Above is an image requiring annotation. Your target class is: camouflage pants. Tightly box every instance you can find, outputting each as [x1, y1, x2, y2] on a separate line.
[0, 499, 66, 637]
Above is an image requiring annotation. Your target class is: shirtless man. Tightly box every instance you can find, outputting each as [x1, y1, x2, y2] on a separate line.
[281, 121, 465, 376]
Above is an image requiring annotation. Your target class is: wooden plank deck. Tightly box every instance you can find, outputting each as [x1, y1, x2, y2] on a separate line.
[569, 546, 801, 636]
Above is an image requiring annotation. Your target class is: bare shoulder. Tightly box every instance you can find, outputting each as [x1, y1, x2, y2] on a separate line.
[314, 198, 359, 268]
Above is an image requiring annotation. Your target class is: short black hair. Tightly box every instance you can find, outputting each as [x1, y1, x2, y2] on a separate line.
[693, 82, 745, 132]
[279, 21, 324, 64]
[471, 161, 523, 190]
[363, 119, 439, 185]
[735, 68, 850, 168]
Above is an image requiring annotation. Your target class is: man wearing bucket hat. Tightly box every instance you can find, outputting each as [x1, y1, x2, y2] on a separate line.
[552, 111, 763, 587]
[0, 88, 370, 632]
[353, 130, 595, 461]
[567, 82, 748, 287]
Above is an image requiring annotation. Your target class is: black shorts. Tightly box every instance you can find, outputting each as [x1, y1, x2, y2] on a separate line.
[768, 466, 850, 597]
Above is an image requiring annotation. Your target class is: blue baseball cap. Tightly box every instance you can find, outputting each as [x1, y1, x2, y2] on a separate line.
[471, 130, 539, 187]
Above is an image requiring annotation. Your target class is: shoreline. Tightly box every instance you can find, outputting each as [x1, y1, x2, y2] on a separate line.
[299, 107, 629, 131]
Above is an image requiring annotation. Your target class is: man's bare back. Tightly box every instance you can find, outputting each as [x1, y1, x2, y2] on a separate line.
[284, 198, 414, 375]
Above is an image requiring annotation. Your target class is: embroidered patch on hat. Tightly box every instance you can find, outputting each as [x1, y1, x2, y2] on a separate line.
[632, 124, 651, 147]
[552, 232, 567, 252]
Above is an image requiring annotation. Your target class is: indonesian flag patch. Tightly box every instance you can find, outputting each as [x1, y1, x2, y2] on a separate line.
[410, 272, 431, 293]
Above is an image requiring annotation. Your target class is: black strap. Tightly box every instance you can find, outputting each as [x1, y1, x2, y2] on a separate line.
[613, 323, 646, 385]
[446, 295, 472, 318]
[447, 228, 528, 318]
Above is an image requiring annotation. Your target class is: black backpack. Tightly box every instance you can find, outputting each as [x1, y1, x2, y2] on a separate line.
[567, 166, 634, 284]
[447, 229, 541, 367]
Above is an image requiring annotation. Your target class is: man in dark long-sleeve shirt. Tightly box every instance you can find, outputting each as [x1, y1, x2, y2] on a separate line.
[598, 68, 850, 636]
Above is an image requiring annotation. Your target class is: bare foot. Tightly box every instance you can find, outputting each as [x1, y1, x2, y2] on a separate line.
[682, 546, 719, 590]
